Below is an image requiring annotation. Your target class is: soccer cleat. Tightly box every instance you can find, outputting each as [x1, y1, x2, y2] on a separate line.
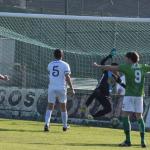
[63, 125, 70, 132]
[141, 142, 146, 148]
[44, 124, 49, 132]
[119, 141, 131, 147]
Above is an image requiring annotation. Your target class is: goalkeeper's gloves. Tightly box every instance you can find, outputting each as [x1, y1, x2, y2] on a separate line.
[110, 48, 116, 57]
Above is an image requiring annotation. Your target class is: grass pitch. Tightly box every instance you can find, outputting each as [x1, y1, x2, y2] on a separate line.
[0, 118, 149, 150]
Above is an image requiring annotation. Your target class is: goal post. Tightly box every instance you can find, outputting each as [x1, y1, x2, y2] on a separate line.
[0, 12, 150, 92]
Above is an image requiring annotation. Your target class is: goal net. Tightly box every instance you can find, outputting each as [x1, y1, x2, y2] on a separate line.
[0, 12, 150, 94]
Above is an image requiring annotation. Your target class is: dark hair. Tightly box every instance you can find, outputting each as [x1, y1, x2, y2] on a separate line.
[54, 49, 62, 59]
[111, 62, 118, 66]
[125, 51, 139, 63]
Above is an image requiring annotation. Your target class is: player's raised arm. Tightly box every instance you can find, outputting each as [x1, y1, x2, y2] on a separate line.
[93, 62, 119, 71]
[100, 48, 117, 65]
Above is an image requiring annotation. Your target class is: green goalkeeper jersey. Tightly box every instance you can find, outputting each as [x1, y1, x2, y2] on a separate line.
[119, 63, 150, 96]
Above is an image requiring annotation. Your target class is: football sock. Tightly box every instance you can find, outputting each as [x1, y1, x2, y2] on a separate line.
[61, 111, 68, 128]
[122, 117, 131, 143]
[45, 109, 52, 126]
[138, 118, 145, 143]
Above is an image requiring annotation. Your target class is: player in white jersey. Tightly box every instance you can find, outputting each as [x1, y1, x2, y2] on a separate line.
[44, 49, 75, 132]
[114, 74, 126, 117]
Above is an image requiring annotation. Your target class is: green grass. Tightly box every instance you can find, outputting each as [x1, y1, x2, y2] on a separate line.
[0, 118, 149, 150]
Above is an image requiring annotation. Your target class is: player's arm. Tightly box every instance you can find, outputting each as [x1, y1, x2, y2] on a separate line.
[0, 74, 9, 81]
[93, 63, 119, 71]
[112, 74, 126, 88]
[100, 48, 116, 65]
[65, 73, 75, 95]
[64, 63, 75, 95]
[143, 64, 150, 73]
[100, 54, 112, 65]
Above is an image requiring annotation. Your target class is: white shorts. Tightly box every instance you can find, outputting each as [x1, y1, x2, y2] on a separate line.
[48, 88, 67, 104]
[122, 96, 143, 113]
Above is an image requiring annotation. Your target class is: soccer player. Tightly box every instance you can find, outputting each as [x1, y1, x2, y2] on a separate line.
[113, 73, 126, 117]
[86, 50, 125, 118]
[93, 51, 150, 147]
[44, 49, 75, 132]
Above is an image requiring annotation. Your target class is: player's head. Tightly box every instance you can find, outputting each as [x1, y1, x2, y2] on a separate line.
[54, 49, 63, 60]
[125, 51, 139, 64]
[111, 62, 119, 75]
[111, 62, 118, 66]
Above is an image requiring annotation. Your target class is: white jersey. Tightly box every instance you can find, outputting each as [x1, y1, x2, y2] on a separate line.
[48, 60, 71, 90]
[116, 75, 126, 95]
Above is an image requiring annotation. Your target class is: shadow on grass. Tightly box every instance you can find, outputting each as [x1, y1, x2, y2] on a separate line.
[66, 143, 119, 147]
[26, 143, 117, 146]
[0, 128, 64, 134]
[0, 127, 65, 134]
[27, 142, 54, 145]
[65, 143, 142, 147]
[25, 142, 146, 148]
[0, 128, 43, 132]
[26, 142, 138, 147]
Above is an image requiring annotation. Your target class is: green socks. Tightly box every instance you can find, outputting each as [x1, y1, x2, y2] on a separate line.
[122, 117, 145, 144]
[138, 118, 145, 143]
[122, 117, 131, 143]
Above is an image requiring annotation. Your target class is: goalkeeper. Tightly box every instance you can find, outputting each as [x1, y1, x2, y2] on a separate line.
[86, 49, 125, 118]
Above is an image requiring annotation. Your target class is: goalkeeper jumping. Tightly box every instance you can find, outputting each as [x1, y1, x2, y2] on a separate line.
[86, 49, 125, 118]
